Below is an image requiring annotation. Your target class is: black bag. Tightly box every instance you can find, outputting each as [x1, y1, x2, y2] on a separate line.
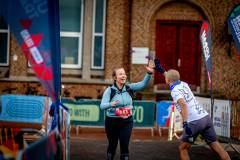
[109, 84, 134, 101]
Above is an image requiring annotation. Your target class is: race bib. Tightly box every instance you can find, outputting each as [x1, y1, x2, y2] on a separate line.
[115, 107, 131, 118]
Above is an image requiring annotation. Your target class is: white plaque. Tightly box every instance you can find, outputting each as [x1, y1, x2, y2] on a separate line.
[131, 47, 149, 64]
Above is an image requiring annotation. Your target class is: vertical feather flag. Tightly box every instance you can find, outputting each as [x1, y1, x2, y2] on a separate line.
[200, 21, 214, 117]
[0, 0, 61, 104]
[200, 21, 212, 85]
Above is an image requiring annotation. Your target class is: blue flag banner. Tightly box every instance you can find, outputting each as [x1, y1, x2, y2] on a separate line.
[227, 4, 240, 54]
[200, 21, 212, 85]
[0, 0, 61, 103]
[156, 101, 173, 127]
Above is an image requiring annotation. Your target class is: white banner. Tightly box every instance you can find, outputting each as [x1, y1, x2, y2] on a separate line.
[213, 99, 231, 138]
[173, 105, 183, 132]
[131, 47, 149, 64]
[168, 104, 183, 141]
[195, 96, 212, 117]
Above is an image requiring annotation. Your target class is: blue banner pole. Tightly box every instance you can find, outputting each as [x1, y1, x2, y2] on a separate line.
[48, 0, 62, 131]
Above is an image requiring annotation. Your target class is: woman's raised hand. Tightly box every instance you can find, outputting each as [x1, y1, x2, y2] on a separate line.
[146, 59, 154, 74]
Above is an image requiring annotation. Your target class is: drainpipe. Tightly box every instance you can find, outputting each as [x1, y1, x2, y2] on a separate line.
[127, 0, 133, 81]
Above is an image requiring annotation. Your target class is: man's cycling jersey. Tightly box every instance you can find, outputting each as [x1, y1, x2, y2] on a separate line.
[170, 80, 208, 122]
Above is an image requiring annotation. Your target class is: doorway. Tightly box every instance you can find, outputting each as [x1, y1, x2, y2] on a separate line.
[155, 20, 201, 88]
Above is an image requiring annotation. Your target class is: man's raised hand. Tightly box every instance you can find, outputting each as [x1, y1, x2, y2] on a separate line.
[154, 58, 166, 74]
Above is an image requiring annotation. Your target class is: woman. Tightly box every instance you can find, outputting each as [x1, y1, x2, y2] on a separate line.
[100, 62, 154, 160]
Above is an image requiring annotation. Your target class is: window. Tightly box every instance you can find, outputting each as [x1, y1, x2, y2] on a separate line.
[91, 0, 106, 69]
[60, 0, 84, 68]
[0, 16, 9, 66]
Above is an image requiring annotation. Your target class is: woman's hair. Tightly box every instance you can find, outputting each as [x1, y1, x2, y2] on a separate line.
[166, 69, 180, 82]
[112, 67, 125, 80]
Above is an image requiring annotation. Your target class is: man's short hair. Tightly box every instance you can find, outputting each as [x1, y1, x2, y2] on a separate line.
[166, 69, 180, 82]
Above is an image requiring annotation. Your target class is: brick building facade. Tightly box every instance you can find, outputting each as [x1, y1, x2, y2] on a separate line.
[0, 0, 240, 100]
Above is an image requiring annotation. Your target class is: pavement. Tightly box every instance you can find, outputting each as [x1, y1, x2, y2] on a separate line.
[70, 127, 240, 160]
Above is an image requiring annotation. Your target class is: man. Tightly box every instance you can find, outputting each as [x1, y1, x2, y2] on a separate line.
[154, 59, 231, 160]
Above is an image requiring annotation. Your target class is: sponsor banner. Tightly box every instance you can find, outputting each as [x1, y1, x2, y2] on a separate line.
[63, 99, 155, 127]
[156, 101, 182, 131]
[68, 104, 100, 122]
[156, 101, 173, 127]
[213, 99, 231, 138]
[63, 100, 104, 126]
[195, 96, 212, 117]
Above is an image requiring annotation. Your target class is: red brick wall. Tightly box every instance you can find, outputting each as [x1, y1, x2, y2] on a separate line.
[9, 35, 28, 76]
[0, 81, 108, 99]
[1, 0, 240, 100]
[130, 0, 240, 99]
[104, 0, 131, 81]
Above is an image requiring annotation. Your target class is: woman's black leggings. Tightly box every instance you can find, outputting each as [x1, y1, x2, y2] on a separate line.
[105, 116, 133, 159]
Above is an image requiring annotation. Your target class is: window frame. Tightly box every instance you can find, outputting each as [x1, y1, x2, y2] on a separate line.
[91, 0, 106, 69]
[60, 0, 84, 69]
[0, 27, 10, 66]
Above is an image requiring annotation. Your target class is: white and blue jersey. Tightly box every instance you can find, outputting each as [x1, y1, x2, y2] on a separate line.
[170, 81, 208, 122]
